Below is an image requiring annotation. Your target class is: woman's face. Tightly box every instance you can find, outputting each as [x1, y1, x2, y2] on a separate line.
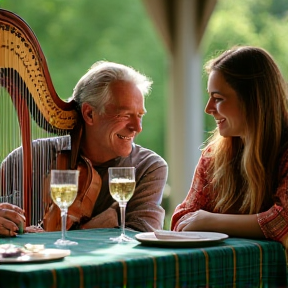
[205, 70, 246, 138]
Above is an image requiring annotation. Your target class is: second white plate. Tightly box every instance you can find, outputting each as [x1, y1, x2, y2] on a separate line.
[135, 231, 228, 248]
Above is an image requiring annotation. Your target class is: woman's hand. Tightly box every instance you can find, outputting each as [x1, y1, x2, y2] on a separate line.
[175, 209, 213, 232]
[0, 203, 26, 237]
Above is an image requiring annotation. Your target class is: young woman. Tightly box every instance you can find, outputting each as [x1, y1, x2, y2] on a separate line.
[171, 46, 288, 246]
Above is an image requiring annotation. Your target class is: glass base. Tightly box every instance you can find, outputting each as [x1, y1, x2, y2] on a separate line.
[54, 238, 78, 246]
[110, 233, 136, 243]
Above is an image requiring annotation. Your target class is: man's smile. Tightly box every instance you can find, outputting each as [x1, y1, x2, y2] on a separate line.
[117, 134, 133, 140]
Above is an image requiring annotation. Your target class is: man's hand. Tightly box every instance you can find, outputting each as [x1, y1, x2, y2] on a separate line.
[0, 203, 26, 237]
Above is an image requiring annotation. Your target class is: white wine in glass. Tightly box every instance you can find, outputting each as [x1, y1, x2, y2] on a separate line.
[50, 170, 79, 246]
[108, 167, 136, 243]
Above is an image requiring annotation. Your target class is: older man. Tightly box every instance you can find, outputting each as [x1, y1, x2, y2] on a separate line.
[0, 61, 168, 236]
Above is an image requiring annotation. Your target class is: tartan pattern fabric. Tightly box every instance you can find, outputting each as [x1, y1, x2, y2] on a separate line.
[0, 229, 287, 288]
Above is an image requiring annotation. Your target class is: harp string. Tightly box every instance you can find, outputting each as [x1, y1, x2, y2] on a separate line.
[0, 9, 78, 226]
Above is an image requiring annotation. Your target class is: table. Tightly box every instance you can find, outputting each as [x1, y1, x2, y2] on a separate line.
[0, 228, 287, 288]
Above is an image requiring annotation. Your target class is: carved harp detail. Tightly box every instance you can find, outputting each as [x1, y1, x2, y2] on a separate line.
[0, 9, 79, 226]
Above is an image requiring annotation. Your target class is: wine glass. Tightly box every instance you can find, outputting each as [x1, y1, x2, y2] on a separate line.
[50, 169, 79, 246]
[108, 167, 136, 243]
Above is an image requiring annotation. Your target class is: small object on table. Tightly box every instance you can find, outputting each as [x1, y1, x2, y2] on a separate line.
[18, 221, 24, 234]
[23, 243, 45, 253]
[154, 230, 206, 240]
[0, 244, 22, 258]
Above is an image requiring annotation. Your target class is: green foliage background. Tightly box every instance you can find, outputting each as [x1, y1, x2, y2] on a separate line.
[0, 0, 169, 159]
[202, 0, 288, 136]
[1, 0, 288, 172]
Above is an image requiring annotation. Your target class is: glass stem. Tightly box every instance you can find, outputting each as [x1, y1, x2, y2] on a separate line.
[119, 203, 126, 236]
[61, 208, 68, 241]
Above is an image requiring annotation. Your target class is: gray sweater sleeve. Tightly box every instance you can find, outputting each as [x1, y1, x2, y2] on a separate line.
[122, 145, 168, 232]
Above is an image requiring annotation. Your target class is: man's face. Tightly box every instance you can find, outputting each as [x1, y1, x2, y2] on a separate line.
[89, 80, 146, 163]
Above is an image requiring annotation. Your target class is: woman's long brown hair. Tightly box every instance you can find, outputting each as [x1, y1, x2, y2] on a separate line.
[204, 46, 288, 214]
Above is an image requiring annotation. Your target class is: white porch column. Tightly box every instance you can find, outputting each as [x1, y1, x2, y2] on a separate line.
[166, 0, 203, 216]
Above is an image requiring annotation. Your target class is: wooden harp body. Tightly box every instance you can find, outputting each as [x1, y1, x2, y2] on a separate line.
[0, 9, 79, 226]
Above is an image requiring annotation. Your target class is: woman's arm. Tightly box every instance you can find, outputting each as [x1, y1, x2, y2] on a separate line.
[174, 209, 265, 238]
[171, 154, 212, 230]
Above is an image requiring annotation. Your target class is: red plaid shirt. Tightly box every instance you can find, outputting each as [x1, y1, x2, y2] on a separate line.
[171, 149, 288, 241]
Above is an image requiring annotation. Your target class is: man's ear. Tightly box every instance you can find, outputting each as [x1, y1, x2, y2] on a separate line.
[82, 103, 94, 125]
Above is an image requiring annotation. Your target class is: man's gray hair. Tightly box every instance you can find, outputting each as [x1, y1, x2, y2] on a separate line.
[71, 61, 153, 114]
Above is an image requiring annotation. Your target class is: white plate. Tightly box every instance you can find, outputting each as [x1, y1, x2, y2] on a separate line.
[0, 248, 70, 263]
[135, 231, 228, 247]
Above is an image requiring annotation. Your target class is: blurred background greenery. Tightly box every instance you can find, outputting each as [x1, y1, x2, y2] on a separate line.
[2, 0, 288, 155]
[1, 0, 288, 226]
[201, 0, 288, 136]
[0, 0, 169, 158]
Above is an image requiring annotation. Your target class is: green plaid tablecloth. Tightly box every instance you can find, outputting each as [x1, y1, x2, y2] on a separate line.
[0, 228, 287, 288]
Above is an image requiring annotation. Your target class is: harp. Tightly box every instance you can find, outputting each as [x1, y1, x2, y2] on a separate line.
[0, 9, 80, 226]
